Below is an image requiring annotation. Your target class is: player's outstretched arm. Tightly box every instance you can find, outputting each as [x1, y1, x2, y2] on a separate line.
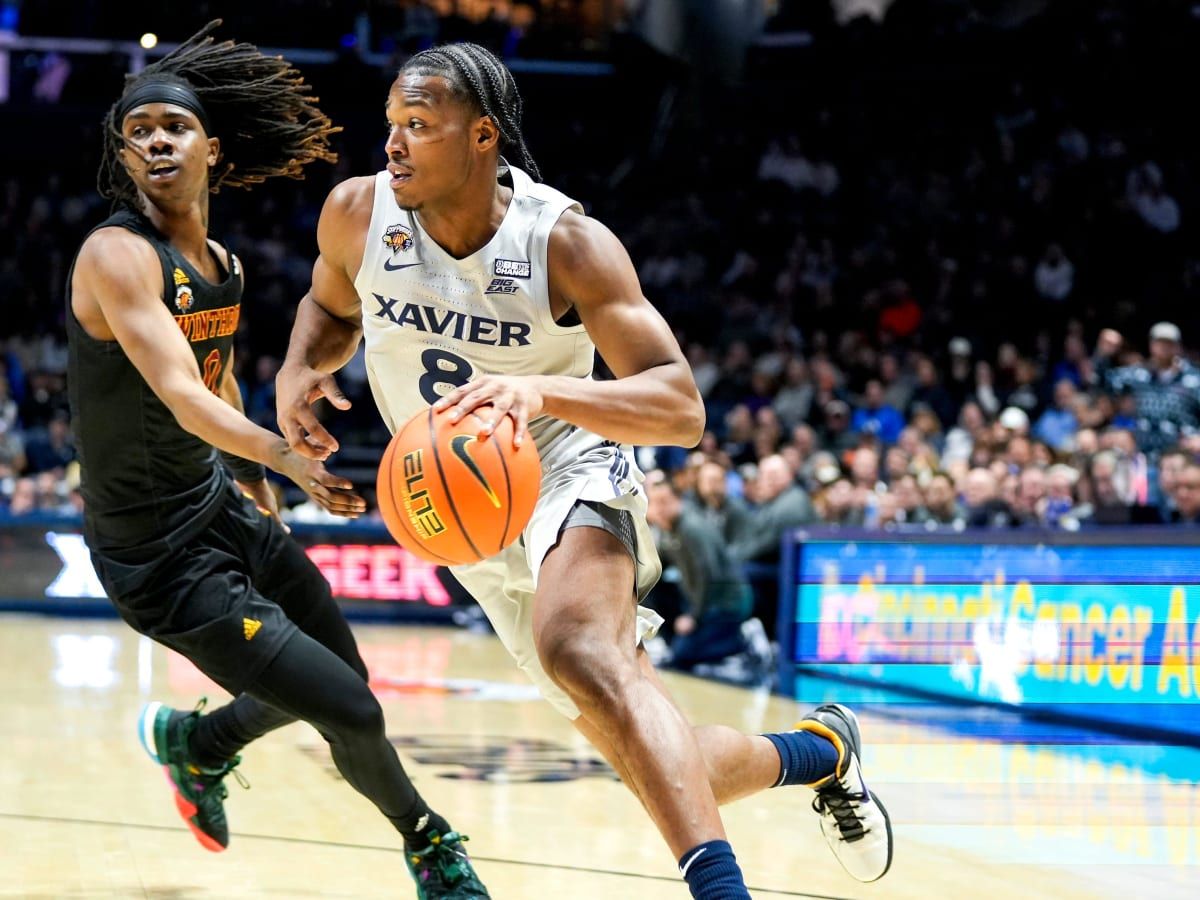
[74, 228, 365, 517]
[278, 177, 372, 459]
[436, 212, 705, 447]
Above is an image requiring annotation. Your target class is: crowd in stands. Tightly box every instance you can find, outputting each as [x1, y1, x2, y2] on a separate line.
[4, 1, 1200, 548]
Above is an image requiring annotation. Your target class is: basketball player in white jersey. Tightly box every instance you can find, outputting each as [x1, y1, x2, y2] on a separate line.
[277, 44, 893, 897]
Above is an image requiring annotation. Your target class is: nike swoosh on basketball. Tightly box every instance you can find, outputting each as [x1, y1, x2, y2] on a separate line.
[384, 259, 423, 271]
[449, 434, 501, 508]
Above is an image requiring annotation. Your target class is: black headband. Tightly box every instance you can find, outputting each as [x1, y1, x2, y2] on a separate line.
[115, 80, 212, 135]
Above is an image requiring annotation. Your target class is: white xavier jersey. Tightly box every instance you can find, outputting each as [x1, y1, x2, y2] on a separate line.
[354, 163, 595, 455]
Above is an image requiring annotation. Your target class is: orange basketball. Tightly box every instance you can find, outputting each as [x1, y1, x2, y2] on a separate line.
[377, 407, 542, 565]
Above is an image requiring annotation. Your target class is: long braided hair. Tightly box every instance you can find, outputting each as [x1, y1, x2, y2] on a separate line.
[399, 43, 541, 182]
[98, 20, 339, 208]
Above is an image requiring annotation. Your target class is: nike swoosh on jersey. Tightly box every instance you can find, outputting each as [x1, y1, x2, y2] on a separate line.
[383, 259, 423, 271]
[449, 434, 501, 508]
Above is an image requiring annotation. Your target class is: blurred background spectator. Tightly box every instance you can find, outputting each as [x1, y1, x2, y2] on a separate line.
[646, 474, 762, 675]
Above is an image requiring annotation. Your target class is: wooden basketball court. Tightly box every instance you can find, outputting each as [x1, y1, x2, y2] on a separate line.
[0, 615, 1195, 898]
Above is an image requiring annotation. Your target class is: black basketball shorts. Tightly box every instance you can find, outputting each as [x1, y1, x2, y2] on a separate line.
[91, 482, 334, 696]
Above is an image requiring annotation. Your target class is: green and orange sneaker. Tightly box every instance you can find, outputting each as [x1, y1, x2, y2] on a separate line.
[405, 829, 490, 898]
[137, 699, 246, 852]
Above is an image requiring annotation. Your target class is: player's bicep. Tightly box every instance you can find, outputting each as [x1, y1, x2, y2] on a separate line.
[80, 233, 208, 408]
[309, 252, 362, 326]
[579, 291, 683, 380]
[309, 177, 372, 327]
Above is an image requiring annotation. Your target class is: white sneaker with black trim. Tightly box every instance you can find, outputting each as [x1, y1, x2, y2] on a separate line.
[796, 703, 894, 882]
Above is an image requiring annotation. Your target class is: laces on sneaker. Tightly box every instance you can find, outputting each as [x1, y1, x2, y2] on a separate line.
[409, 831, 473, 882]
[813, 778, 870, 843]
[187, 756, 250, 800]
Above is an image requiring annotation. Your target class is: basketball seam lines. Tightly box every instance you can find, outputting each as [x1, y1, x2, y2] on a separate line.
[381, 422, 457, 566]
[490, 430, 515, 553]
[427, 407, 484, 561]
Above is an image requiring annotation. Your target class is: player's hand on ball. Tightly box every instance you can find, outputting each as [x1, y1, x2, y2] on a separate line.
[272, 445, 366, 518]
[433, 374, 544, 446]
[276, 362, 352, 460]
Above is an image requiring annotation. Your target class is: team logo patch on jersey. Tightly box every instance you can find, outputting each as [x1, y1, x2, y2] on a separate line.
[383, 223, 414, 255]
[172, 268, 194, 312]
[484, 278, 519, 295]
[494, 258, 531, 279]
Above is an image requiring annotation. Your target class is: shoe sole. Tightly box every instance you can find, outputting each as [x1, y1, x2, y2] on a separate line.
[867, 790, 895, 882]
[136, 701, 225, 853]
[137, 701, 164, 764]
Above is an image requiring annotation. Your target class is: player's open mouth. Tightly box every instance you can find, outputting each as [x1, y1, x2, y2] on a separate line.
[388, 166, 412, 187]
[148, 163, 179, 181]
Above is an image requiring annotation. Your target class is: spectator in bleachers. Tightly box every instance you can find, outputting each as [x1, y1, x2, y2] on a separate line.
[731, 454, 815, 564]
[1077, 450, 1133, 525]
[879, 354, 913, 413]
[24, 411, 75, 474]
[883, 446, 910, 484]
[772, 357, 813, 430]
[1034, 380, 1080, 451]
[18, 370, 68, 430]
[815, 398, 856, 455]
[1013, 467, 1048, 526]
[942, 401, 985, 469]
[646, 475, 755, 671]
[1169, 464, 1200, 525]
[813, 477, 861, 526]
[1155, 447, 1190, 518]
[1034, 243, 1075, 303]
[688, 460, 752, 544]
[720, 403, 756, 466]
[1044, 464, 1081, 528]
[909, 356, 955, 428]
[963, 467, 1015, 528]
[849, 446, 882, 496]
[1051, 333, 1093, 388]
[852, 379, 904, 444]
[6, 477, 36, 516]
[970, 361, 1002, 419]
[923, 472, 964, 526]
[1093, 323, 1200, 455]
[890, 474, 926, 524]
[1128, 162, 1181, 235]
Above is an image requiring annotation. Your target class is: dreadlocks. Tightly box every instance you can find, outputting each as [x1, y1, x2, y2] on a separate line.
[399, 43, 541, 182]
[98, 19, 339, 208]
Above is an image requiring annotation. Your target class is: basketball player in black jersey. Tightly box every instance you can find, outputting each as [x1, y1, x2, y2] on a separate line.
[66, 23, 488, 898]
[279, 43, 892, 899]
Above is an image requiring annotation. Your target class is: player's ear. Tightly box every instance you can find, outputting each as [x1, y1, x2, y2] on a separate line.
[475, 116, 500, 152]
[207, 136, 220, 168]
